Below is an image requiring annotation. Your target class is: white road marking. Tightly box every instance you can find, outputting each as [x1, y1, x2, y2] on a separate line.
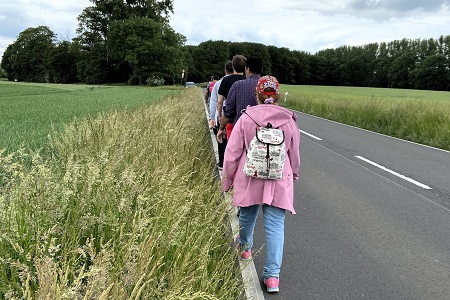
[300, 130, 322, 141]
[355, 156, 433, 190]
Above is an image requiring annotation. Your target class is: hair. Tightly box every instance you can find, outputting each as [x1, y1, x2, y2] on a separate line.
[212, 75, 219, 80]
[256, 88, 280, 105]
[246, 57, 263, 74]
[232, 55, 247, 73]
[224, 61, 233, 74]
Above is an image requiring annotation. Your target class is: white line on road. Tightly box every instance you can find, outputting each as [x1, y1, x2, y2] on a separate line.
[300, 130, 322, 140]
[355, 156, 433, 190]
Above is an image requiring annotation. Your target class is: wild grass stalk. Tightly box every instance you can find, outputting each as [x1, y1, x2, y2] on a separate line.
[0, 88, 242, 299]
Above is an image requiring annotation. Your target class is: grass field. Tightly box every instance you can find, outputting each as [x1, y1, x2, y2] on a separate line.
[0, 81, 180, 153]
[281, 85, 450, 151]
[0, 87, 242, 299]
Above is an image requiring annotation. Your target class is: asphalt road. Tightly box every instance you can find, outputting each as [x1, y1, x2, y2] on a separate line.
[251, 111, 450, 299]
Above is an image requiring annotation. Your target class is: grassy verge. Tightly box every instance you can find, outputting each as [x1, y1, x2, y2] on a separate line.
[282, 85, 450, 151]
[0, 81, 180, 153]
[0, 88, 242, 299]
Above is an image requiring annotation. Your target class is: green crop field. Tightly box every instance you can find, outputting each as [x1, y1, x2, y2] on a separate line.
[0, 81, 181, 153]
[281, 85, 450, 151]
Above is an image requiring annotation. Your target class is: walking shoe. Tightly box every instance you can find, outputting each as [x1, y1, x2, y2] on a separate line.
[263, 277, 280, 293]
[235, 235, 251, 260]
[216, 163, 223, 171]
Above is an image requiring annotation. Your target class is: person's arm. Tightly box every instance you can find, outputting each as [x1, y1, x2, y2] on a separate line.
[219, 81, 240, 132]
[217, 94, 224, 120]
[217, 79, 227, 120]
[216, 94, 226, 143]
[288, 121, 301, 181]
[217, 94, 230, 129]
[222, 118, 245, 192]
[219, 117, 229, 130]
[209, 83, 220, 127]
[217, 117, 229, 143]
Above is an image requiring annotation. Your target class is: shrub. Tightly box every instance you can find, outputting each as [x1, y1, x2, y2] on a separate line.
[146, 75, 165, 86]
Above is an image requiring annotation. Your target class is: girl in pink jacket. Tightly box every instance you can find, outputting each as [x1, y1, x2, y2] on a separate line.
[222, 75, 300, 293]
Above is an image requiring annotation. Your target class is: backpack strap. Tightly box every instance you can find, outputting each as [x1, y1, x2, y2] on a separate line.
[242, 109, 261, 127]
[243, 109, 275, 129]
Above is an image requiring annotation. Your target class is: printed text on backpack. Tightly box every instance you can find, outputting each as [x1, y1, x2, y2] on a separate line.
[243, 112, 286, 179]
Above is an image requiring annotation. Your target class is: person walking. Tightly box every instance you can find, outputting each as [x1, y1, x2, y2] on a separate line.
[204, 75, 219, 105]
[216, 54, 246, 144]
[217, 57, 262, 141]
[209, 61, 233, 169]
[221, 75, 301, 293]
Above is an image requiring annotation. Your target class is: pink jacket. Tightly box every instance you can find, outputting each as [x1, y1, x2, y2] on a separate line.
[222, 104, 300, 214]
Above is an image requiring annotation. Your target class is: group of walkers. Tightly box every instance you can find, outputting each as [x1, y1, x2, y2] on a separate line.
[205, 55, 301, 293]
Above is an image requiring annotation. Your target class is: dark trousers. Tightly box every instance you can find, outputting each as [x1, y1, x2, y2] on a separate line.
[218, 138, 227, 167]
[213, 125, 227, 167]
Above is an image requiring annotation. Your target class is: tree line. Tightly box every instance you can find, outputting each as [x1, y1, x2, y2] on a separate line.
[1, 0, 449, 91]
[192, 37, 450, 91]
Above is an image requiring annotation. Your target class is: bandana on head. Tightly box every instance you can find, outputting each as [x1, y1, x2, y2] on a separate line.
[256, 75, 279, 95]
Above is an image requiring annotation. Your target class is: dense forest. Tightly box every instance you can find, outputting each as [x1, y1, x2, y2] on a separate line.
[1, 0, 450, 91]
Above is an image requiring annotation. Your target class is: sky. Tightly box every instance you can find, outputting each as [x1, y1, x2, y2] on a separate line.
[1, 0, 450, 60]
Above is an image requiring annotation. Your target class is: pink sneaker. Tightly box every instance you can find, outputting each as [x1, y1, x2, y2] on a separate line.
[235, 235, 251, 260]
[264, 277, 280, 293]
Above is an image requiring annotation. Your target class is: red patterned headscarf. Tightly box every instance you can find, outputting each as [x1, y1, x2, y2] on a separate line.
[255, 75, 279, 95]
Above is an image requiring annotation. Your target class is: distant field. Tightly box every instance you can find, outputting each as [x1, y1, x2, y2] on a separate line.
[3, 82, 449, 152]
[0, 81, 181, 152]
[283, 85, 450, 104]
[281, 85, 450, 151]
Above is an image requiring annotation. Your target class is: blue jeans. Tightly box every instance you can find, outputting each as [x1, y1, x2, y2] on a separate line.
[237, 205, 286, 279]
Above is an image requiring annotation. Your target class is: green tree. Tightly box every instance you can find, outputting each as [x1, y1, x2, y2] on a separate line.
[270, 47, 297, 84]
[313, 48, 341, 85]
[182, 45, 197, 83]
[372, 42, 390, 87]
[388, 53, 416, 89]
[291, 50, 310, 84]
[46, 41, 78, 83]
[75, 0, 179, 84]
[339, 45, 376, 87]
[267, 46, 283, 82]
[410, 54, 450, 91]
[109, 17, 185, 85]
[1, 26, 56, 82]
[1, 44, 16, 81]
[190, 40, 230, 83]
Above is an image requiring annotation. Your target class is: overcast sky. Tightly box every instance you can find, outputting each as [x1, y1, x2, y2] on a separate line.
[1, 0, 450, 60]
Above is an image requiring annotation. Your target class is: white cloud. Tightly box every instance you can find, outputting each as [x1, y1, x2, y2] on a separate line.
[1, 0, 450, 60]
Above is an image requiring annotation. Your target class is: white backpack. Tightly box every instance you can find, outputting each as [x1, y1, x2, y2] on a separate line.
[243, 112, 286, 180]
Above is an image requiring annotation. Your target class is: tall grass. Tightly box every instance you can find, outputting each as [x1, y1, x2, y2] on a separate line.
[0, 88, 242, 299]
[282, 85, 450, 151]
